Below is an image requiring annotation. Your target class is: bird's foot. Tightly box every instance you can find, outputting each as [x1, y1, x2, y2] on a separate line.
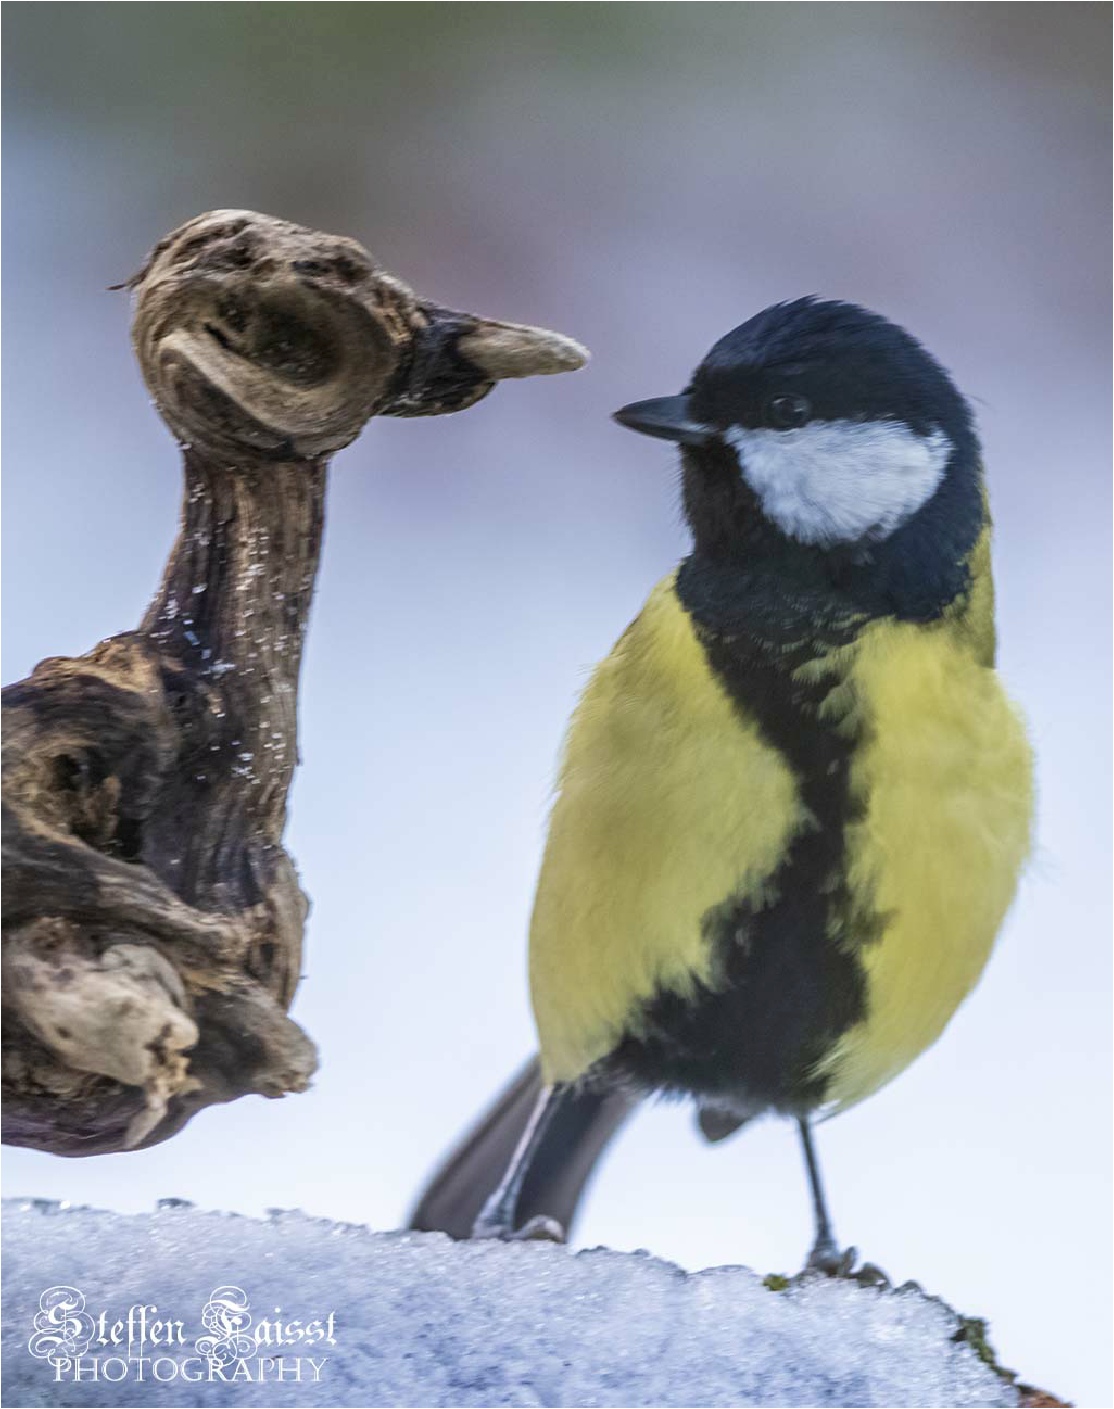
[806, 1236, 857, 1277]
[804, 1238, 890, 1287]
[472, 1213, 567, 1244]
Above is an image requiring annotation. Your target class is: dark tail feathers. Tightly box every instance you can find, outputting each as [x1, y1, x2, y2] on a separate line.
[408, 1057, 635, 1240]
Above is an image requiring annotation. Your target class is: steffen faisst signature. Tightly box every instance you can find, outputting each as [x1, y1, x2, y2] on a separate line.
[28, 1285, 338, 1384]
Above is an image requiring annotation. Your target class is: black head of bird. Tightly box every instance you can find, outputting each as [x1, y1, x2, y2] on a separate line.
[616, 298, 983, 626]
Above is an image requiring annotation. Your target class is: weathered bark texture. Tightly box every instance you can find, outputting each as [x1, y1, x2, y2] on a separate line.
[2, 209, 586, 1156]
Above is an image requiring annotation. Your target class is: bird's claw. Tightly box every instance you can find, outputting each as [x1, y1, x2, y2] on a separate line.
[852, 1261, 891, 1288]
[803, 1240, 891, 1287]
[805, 1238, 857, 1277]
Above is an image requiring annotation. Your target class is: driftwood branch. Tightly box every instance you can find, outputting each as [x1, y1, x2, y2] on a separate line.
[2, 209, 586, 1156]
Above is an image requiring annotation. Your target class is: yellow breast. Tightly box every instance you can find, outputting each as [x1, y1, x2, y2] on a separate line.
[817, 610, 1033, 1111]
[530, 575, 808, 1083]
[530, 544, 1033, 1108]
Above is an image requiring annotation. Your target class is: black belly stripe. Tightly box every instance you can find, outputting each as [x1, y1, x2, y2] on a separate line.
[602, 578, 881, 1115]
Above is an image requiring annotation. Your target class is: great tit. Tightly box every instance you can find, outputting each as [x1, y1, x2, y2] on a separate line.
[411, 298, 1033, 1272]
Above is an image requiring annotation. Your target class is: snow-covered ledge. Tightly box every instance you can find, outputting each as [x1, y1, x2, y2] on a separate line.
[1, 1202, 1059, 1408]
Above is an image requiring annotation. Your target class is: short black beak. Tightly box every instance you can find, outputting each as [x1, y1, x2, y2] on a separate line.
[612, 395, 714, 446]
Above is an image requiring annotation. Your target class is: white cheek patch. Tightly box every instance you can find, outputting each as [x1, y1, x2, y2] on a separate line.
[725, 420, 951, 546]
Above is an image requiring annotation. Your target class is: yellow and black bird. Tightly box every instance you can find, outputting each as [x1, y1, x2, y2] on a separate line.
[411, 298, 1033, 1271]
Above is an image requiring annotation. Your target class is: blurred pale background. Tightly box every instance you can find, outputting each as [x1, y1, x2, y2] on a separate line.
[3, 5, 1110, 1404]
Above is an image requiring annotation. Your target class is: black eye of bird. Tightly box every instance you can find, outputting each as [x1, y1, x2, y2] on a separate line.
[767, 393, 812, 429]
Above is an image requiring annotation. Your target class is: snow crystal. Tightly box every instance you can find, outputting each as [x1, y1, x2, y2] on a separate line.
[1, 1201, 1018, 1408]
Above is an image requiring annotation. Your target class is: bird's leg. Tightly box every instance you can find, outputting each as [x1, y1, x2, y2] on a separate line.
[472, 1083, 568, 1243]
[798, 1117, 856, 1275]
